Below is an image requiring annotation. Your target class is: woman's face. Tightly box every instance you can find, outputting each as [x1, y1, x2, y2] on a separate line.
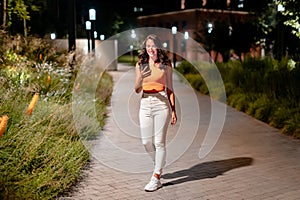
[145, 39, 157, 59]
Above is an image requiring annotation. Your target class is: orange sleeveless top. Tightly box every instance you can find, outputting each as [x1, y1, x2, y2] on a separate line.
[142, 63, 167, 93]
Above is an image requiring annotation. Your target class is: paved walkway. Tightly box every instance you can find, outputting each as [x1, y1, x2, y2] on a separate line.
[60, 64, 300, 200]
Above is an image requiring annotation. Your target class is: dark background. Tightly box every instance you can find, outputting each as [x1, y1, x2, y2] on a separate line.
[26, 0, 266, 39]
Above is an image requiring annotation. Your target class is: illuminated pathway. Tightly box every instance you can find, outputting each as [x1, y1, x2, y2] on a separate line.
[60, 63, 300, 200]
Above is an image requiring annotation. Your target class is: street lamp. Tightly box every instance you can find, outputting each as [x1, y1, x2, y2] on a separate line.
[100, 34, 105, 40]
[208, 23, 213, 34]
[85, 21, 91, 53]
[50, 33, 56, 40]
[184, 31, 189, 40]
[89, 9, 96, 52]
[89, 9, 96, 20]
[276, 3, 285, 59]
[182, 31, 189, 57]
[130, 30, 137, 63]
[172, 26, 177, 68]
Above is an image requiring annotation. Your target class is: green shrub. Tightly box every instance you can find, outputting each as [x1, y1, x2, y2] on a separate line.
[246, 95, 276, 123]
[227, 93, 257, 112]
[176, 60, 198, 74]
[0, 33, 113, 199]
[177, 61, 224, 98]
[177, 57, 299, 139]
[0, 71, 112, 199]
[226, 62, 244, 89]
[0, 102, 89, 199]
[118, 54, 139, 64]
[184, 74, 202, 90]
[282, 112, 300, 138]
[269, 106, 291, 129]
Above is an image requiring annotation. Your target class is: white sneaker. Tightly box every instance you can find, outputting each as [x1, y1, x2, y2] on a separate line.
[144, 176, 162, 192]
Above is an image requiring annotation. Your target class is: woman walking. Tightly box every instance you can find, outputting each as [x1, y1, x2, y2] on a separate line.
[135, 34, 177, 192]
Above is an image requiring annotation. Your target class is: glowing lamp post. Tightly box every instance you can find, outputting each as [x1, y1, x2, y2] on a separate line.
[276, 4, 285, 59]
[89, 9, 96, 52]
[172, 26, 177, 68]
[130, 30, 137, 63]
[50, 33, 56, 40]
[182, 31, 189, 57]
[85, 21, 91, 53]
[100, 34, 105, 40]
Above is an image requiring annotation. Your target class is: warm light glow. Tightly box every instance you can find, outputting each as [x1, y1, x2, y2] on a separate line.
[227, 0, 231, 7]
[181, 0, 185, 9]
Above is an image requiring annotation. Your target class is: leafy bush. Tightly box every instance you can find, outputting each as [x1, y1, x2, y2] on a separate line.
[249, 95, 275, 122]
[177, 60, 224, 98]
[0, 33, 113, 199]
[269, 106, 291, 129]
[282, 112, 300, 138]
[176, 60, 199, 74]
[0, 30, 11, 64]
[177, 57, 300, 139]
[184, 74, 204, 91]
[227, 93, 254, 112]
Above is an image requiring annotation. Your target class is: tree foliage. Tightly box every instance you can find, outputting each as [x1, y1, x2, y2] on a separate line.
[276, 0, 300, 38]
[4, 0, 46, 35]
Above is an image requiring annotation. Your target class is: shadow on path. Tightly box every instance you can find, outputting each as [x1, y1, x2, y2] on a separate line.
[162, 157, 253, 186]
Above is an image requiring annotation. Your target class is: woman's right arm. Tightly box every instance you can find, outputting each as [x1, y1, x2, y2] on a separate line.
[135, 63, 143, 93]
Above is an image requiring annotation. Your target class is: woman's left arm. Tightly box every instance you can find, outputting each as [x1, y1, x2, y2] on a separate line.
[166, 63, 177, 125]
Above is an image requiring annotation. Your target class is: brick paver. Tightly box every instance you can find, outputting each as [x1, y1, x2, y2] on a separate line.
[59, 64, 300, 200]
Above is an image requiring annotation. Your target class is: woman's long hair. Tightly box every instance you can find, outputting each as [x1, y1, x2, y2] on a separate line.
[138, 34, 170, 67]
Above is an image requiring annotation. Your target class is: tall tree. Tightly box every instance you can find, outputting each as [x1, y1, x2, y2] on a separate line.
[6, 0, 45, 36]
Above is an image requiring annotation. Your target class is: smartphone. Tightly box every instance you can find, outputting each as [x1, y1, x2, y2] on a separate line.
[140, 64, 150, 72]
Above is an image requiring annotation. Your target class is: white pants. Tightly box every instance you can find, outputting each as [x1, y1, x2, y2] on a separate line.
[139, 91, 171, 175]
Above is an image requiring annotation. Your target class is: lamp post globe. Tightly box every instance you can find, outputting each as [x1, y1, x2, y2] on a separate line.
[171, 26, 177, 67]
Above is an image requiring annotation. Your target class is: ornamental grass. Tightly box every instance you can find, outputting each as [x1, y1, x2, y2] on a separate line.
[0, 34, 113, 199]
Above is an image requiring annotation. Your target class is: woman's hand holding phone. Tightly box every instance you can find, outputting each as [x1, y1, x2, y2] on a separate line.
[140, 65, 151, 79]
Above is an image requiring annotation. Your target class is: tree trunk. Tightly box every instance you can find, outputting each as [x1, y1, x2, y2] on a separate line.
[68, 0, 76, 52]
[24, 18, 27, 38]
[2, 0, 7, 27]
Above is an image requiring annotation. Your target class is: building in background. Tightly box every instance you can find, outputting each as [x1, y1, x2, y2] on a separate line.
[137, 8, 255, 62]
